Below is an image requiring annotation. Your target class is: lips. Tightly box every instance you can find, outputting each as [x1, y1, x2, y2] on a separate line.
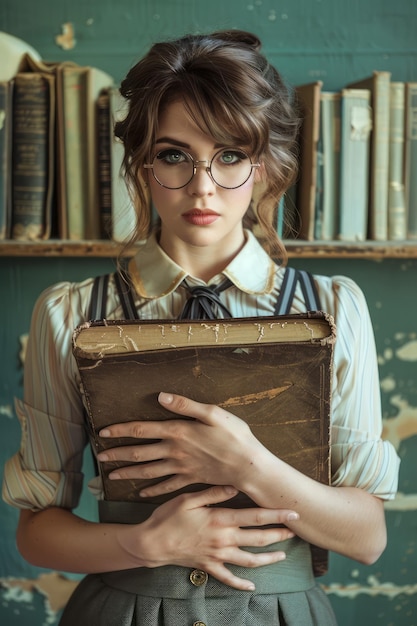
[182, 209, 220, 226]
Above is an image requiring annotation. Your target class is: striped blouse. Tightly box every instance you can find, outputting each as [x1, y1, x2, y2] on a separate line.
[2, 231, 400, 511]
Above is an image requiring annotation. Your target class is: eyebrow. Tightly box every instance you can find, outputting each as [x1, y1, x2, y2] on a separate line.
[155, 136, 225, 150]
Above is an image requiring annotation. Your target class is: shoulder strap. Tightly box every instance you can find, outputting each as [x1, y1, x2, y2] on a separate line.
[89, 273, 110, 321]
[88, 271, 140, 321]
[113, 271, 141, 320]
[274, 267, 322, 315]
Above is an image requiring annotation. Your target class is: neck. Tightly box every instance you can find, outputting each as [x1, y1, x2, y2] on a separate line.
[158, 231, 246, 282]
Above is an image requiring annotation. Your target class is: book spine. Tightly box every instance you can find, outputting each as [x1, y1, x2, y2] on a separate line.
[0, 81, 12, 240]
[338, 89, 372, 241]
[96, 90, 112, 239]
[11, 73, 53, 240]
[405, 83, 417, 239]
[370, 72, 391, 241]
[318, 92, 340, 241]
[387, 82, 407, 240]
[62, 67, 89, 241]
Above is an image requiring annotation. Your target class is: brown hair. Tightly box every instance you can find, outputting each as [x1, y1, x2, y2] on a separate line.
[115, 30, 300, 261]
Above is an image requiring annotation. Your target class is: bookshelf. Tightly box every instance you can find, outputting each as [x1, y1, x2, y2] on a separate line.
[1, 239, 416, 258]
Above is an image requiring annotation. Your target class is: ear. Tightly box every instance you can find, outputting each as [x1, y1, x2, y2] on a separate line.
[254, 161, 266, 184]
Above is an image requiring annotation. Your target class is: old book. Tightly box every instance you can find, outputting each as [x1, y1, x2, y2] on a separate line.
[388, 82, 407, 240]
[96, 89, 112, 238]
[11, 72, 55, 240]
[315, 92, 341, 241]
[347, 71, 391, 240]
[0, 80, 12, 239]
[405, 82, 417, 239]
[295, 81, 323, 240]
[109, 88, 137, 243]
[57, 65, 114, 240]
[338, 88, 372, 242]
[73, 312, 335, 575]
[16, 54, 76, 239]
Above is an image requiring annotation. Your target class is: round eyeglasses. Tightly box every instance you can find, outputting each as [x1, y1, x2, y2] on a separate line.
[143, 148, 260, 190]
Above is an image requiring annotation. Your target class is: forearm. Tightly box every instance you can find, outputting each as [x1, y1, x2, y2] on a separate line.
[17, 508, 146, 573]
[240, 448, 387, 563]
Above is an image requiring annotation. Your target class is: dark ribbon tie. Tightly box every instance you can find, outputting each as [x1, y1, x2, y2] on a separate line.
[179, 278, 233, 320]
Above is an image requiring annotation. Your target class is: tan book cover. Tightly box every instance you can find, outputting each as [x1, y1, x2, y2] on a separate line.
[73, 312, 335, 575]
[57, 65, 114, 240]
[295, 82, 323, 241]
[347, 71, 392, 241]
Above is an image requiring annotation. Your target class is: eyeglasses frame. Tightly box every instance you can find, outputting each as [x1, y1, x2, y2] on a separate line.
[143, 148, 260, 190]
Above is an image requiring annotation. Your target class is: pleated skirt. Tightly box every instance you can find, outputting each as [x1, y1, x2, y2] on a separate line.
[59, 539, 337, 626]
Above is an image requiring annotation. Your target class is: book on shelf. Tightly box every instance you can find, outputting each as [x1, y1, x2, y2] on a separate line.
[57, 65, 114, 240]
[338, 88, 372, 242]
[405, 82, 417, 240]
[388, 82, 407, 240]
[347, 71, 391, 241]
[109, 88, 137, 243]
[73, 311, 335, 576]
[295, 81, 322, 240]
[0, 31, 41, 82]
[11, 71, 55, 240]
[0, 80, 13, 240]
[315, 92, 341, 241]
[96, 89, 112, 238]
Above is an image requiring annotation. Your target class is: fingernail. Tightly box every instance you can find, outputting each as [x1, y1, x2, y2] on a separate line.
[158, 392, 173, 404]
[246, 583, 255, 591]
[109, 472, 120, 480]
[100, 429, 111, 437]
[97, 453, 109, 461]
[287, 512, 299, 521]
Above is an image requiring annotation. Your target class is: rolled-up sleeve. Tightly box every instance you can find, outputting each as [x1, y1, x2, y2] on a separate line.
[2, 280, 93, 511]
[317, 275, 400, 500]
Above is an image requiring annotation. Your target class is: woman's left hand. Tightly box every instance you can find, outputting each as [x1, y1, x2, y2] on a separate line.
[97, 391, 267, 497]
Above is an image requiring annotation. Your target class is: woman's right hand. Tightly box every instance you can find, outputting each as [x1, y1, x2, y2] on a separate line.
[117, 485, 299, 591]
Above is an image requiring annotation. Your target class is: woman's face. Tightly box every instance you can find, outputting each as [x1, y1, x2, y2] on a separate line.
[144, 100, 261, 270]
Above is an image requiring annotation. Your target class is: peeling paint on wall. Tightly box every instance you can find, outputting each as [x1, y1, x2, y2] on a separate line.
[0, 572, 78, 620]
[382, 396, 417, 449]
[324, 576, 417, 598]
[396, 340, 417, 361]
[55, 23, 76, 50]
[385, 492, 417, 511]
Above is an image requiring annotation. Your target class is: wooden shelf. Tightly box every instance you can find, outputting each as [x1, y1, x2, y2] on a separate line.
[0, 239, 417, 258]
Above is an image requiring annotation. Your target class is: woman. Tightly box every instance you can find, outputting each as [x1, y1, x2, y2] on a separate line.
[3, 30, 399, 625]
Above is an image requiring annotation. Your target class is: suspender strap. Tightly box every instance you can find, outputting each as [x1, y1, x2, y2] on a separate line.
[89, 271, 140, 321]
[297, 269, 322, 311]
[274, 267, 298, 315]
[113, 271, 140, 320]
[89, 273, 110, 320]
[274, 267, 322, 315]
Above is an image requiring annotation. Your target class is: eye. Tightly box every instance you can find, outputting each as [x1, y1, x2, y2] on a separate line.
[217, 149, 249, 166]
[156, 149, 188, 165]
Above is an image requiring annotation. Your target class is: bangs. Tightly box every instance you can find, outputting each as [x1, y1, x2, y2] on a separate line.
[162, 76, 268, 156]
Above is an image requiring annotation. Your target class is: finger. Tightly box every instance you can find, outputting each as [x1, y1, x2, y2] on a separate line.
[158, 391, 225, 426]
[175, 485, 239, 509]
[139, 474, 199, 497]
[99, 420, 171, 440]
[204, 563, 256, 591]
[226, 508, 300, 528]
[236, 526, 296, 547]
[97, 442, 168, 464]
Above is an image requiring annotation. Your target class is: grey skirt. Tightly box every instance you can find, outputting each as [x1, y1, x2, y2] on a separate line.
[59, 502, 337, 626]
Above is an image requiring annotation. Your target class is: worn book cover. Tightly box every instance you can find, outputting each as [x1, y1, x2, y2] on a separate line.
[347, 71, 391, 241]
[73, 312, 335, 575]
[295, 81, 323, 241]
[338, 88, 372, 242]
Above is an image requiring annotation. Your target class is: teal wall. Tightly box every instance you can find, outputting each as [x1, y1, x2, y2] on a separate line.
[1, 1, 417, 624]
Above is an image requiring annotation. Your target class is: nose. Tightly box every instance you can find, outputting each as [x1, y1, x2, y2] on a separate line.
[186, 162, 216, 196]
